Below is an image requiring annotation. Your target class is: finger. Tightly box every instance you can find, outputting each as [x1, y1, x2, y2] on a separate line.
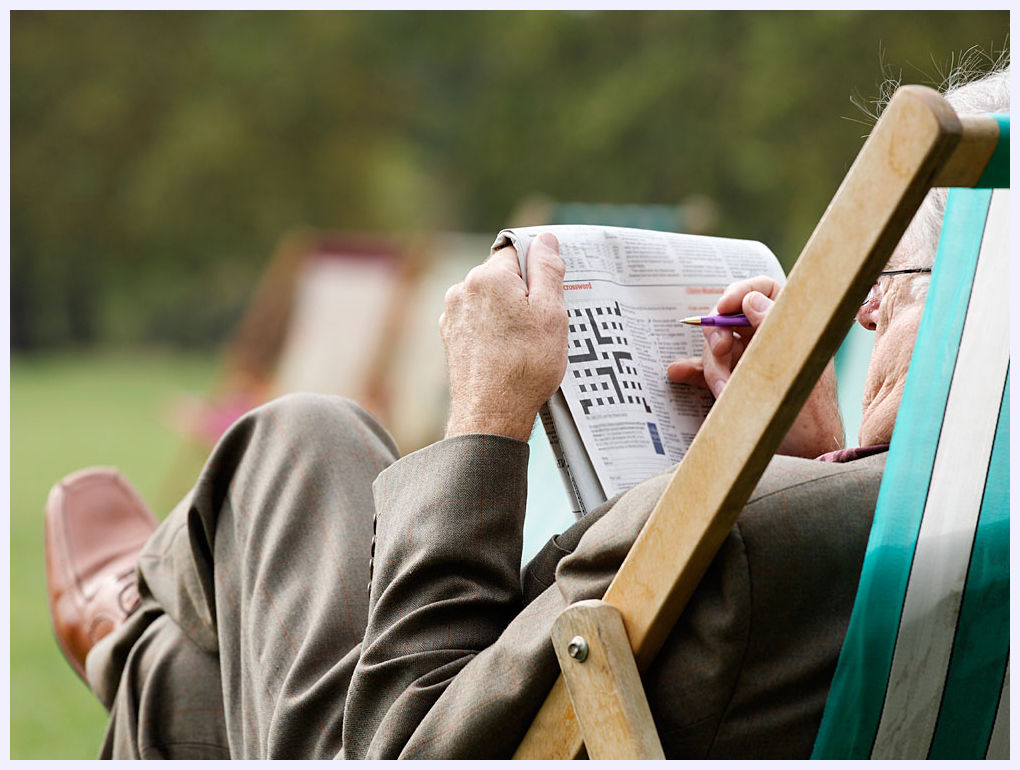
[666, 358, 708, 389]
[715, 275, 782, 315]
[740, 290, 773, 327]
[731, 335, 746, 364]
[706, 327, 735, 357]
[726, 291, 775, 346]
[465, 250, 526, 301]
[487, 245, 525, 278]
[461, 264, 489, 293]
[701, 346, 730, 398]
[526, 232, 566, 306]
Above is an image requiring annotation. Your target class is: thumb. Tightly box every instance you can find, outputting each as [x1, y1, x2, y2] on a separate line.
[742, 290, 773, 327]
[526, 232, 565, 305]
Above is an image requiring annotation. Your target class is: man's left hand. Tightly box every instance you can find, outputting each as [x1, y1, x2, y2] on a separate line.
[441, 233, 568, 442]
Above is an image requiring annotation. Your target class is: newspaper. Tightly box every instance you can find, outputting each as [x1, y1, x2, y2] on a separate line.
[491, 225, 786, 518]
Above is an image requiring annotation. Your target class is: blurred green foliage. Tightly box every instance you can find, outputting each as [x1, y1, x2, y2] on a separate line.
[11, 11, 1008, 349]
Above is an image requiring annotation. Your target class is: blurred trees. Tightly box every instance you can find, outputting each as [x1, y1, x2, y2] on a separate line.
[11, 10, 1008, 349]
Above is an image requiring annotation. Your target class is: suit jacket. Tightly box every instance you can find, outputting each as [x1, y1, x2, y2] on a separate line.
[341, 434, 884, 758]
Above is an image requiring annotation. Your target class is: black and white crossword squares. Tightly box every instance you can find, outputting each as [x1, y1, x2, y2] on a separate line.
[567, 302, 651, 416]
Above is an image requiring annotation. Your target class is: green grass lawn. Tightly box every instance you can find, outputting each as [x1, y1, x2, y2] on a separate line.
[11, 349, 218, 759]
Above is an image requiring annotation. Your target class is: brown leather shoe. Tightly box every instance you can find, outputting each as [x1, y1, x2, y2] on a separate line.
[45, 467, 158, 681]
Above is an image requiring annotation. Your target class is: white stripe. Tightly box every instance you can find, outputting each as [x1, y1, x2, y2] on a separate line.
[985, 659, 1010, 759]
[872, 191, 1011, 758]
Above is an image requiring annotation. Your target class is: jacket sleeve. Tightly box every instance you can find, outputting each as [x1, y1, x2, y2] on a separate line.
[339, 429, 674, 759]
[340, 433, 531, 758]
[341, 433, 882, 759]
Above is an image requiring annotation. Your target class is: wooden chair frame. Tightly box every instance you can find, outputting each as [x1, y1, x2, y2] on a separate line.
[513, 86, 1004, 759]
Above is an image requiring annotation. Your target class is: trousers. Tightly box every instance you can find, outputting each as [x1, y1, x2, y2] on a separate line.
[89, 394, 398, 758]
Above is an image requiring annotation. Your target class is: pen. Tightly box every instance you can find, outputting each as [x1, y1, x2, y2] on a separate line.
[681, 313, 751, 327]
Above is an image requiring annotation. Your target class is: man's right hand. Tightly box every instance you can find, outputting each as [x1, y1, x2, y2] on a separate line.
[440, 233, 568, 442]
[667, 275, 844, 458]
[667, 276, 781, 395]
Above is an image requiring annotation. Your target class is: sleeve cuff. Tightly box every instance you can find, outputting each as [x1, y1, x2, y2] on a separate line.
[369, 433, 530, 603]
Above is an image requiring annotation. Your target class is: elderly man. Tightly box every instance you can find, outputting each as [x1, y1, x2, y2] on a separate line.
[45, 69, 1007, 759]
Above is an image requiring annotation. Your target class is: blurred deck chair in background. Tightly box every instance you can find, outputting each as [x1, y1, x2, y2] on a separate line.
[166, 231, 498, 500]
[513, 88, 1008, 759]
[171, 232, 411, 446]
[171, 231, 503, 452]
[164, 232, 411, 497]
[264, 234, 413, 421]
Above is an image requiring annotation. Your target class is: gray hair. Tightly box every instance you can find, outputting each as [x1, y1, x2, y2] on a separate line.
[862, 52, 1010, 300]
[902, 61, 1010, 276]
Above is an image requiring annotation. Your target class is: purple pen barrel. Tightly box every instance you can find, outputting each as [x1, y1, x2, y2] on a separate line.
[700, 313, 750, 327]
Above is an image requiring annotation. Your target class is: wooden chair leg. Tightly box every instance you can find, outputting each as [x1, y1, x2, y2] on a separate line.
[551, 600, 666, 760]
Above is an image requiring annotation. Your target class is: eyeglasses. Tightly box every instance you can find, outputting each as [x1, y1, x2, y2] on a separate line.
[861, 267, 932, 307]
[877, 268, 932, 278]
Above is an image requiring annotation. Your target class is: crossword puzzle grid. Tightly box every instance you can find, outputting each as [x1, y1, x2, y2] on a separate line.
[567, 301, 651, 415]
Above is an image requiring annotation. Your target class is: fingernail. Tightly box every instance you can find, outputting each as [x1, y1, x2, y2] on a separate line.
[536, 232, 559, 250]
[713, 378, 727, 394]
[747, 292, 769, 312]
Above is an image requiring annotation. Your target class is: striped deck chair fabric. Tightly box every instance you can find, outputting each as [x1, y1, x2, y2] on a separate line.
[812, 115, 1010, 759]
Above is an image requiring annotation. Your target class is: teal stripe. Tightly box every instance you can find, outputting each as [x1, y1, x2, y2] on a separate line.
[812, 187, 991, 759]
[928, 370, 1010, 758]
[975, 115, 1009, 189]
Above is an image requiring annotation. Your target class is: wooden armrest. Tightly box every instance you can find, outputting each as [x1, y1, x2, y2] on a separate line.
[552, 600, 665, 760]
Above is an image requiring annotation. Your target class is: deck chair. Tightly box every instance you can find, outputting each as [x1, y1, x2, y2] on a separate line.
[512, 87, 1009, 759]
[813, 119, 1009, 760]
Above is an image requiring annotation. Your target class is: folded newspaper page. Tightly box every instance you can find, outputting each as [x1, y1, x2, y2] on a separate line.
[491, 225, 786, 518]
